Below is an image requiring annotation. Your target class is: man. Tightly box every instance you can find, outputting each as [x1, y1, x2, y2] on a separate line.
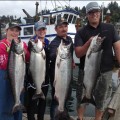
[25, 21, 49, 120]
[49, 18, 75, 120]
[0, 22, 30, 120]
[74, 2, 120, 120]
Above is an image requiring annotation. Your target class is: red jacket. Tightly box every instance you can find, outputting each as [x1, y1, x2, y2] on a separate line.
[0, 38, 30, 70]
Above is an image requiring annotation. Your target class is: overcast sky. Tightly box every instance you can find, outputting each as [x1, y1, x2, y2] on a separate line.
[0, 1, 119, 18]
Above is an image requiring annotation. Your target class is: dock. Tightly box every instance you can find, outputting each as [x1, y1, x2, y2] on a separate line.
[22, 114, 95, 120]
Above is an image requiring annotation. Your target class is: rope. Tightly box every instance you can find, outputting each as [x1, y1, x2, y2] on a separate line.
[51, 0, 55, 10]
[57, 0, 64, 8]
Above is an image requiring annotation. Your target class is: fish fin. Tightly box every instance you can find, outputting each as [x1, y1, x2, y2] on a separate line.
[32, 92, 45, 100]
[57, 59, 61, 68]
[53, 79, 56, 87]
[12, 103, 25, 113]
[22, 53, 25, 62]
[87, 49, 92, 58]
[81, 95, 96, 105]
[81, 96, 90, 103]
[41, 52, 46, 60]
[101, 36, 106, 41]
[21, 87, 25, 93]
[56, 47, 58, 55]
[90, 95, 96, 105]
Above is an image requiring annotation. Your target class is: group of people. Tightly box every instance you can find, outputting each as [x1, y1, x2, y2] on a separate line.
[0, 1, 120, 120]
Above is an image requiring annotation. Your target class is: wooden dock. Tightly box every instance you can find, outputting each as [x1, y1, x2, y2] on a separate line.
[22, 114, 95, 120]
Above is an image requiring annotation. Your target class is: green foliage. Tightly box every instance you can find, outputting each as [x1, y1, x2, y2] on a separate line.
[107, 1, 120, 24]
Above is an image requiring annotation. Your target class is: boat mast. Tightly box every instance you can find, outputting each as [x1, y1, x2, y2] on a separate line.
[35, 2, 40, 22]
[35, 2, 39, 16]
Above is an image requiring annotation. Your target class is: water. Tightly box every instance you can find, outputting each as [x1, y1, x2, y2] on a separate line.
[45, 66, 119, 117]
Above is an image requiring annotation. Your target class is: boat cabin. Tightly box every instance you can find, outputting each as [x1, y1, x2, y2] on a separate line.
[20, 9, 79, 43]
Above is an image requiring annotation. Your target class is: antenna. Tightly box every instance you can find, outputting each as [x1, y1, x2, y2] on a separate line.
[101, 2, 104, 22]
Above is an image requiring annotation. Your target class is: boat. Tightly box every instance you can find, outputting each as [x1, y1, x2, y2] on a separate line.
[19, 1, 80, 63]
[20, 8, 79, 43]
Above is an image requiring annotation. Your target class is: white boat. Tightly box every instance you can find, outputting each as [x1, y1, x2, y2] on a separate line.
[19, 6, 80, 63]
[20, 9, 79, 43]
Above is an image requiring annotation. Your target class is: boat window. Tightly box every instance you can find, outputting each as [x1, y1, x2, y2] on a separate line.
[72, 16, 77, 24]
[68, 15, 73, 23]
[43, 17, 49, 25]
[50, 15, 56, 24]
[63, 14, 68, 20]
[57, 14, 61, 21]
[24, 27, 33, 35]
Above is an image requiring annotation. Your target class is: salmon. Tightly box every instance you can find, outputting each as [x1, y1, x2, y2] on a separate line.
[28, 39, 46, 100]
[54, 40, 72, 113]
[83, 35, 105, 99]
[8, 39, 25, 113]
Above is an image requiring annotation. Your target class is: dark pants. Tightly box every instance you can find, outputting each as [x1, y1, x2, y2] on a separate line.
[49, 62, 58, 120]
[50, 86, 58, 120]
[25, 86, 49, 120]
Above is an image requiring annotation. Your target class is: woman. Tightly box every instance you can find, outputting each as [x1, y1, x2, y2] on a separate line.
[25, 21, 50, 120]
[0, 22, 30, 120]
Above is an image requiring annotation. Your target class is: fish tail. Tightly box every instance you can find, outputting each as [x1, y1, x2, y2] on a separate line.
[83, 84, 91, 99]
[32, 92, 45, 100]
[55, 107, 70, 120]
[12, 103, 25, 113]
[85, 92, 91, 99]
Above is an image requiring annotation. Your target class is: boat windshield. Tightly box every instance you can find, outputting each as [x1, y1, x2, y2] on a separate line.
[72, 16, 77, 24]
[68, 14, 73, 23]
[63, 14, 69, 21]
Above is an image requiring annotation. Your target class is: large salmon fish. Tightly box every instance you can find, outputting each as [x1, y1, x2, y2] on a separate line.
[8, 39, 25, 113]
[54, 40, 72, 113]
[83, 34, 105, 99]
[28, 39, 46, 99]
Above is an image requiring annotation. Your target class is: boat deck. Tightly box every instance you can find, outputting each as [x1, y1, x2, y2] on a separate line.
[22, 114, 95, 120]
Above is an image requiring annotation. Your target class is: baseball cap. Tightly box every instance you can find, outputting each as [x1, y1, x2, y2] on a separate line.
[86, 2, 101, 14]
[55, 18, 68, 27]
[5, 22, 21, 30]
[34, 21, 46, 31]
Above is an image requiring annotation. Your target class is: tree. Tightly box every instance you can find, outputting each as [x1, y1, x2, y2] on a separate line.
[107, 1, 120, 23]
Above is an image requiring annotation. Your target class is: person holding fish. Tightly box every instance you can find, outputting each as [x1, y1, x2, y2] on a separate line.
[74, 2, 120, 120]
[25, 21, 50, 120]
[0, 22, 30, 120]
[49, 18, 75, 120]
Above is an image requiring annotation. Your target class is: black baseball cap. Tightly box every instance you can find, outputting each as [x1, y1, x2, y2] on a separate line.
[55, 18, 68, 27]
[5, 22, 21, 30]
